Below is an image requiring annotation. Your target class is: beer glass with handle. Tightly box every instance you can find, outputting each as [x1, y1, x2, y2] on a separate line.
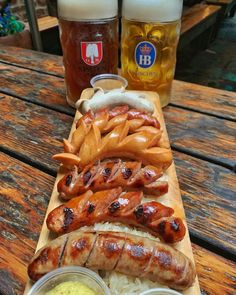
[58, 0, 118, 108]
[121, 0, 183, 107]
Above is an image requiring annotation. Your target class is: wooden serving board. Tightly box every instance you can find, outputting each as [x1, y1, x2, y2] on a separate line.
[24, 89, 200, 295]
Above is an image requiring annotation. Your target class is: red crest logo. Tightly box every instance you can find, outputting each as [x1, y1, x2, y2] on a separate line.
[81, 41, 103, 66]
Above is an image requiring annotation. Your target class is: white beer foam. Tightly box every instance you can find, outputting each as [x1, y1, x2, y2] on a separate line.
[58, 0, 118, 21]
[122, 0, 183, 22]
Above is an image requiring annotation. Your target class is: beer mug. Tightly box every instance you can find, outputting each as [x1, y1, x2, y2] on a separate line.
[121, 0, 183, 107]
[58, 0, 118, 107]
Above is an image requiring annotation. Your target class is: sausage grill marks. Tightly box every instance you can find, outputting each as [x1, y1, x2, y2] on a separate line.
[47, 187, 186, 243]
[58, 160, 168, 199]
[28, 104, 195, 291]
[28, 230, 196, 291]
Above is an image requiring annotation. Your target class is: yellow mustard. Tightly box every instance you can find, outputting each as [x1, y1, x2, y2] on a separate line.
[46, 281, 97, 295]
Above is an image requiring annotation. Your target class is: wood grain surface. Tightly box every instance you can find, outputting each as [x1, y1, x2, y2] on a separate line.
[206, 0, 236, 5]
[0, 152, 54, 295]
[192, 244, 236, 295]
[0, 45, 63, 77]
[0, 94, 72, 174]
[38, 16, 58, 32]
[0, 93, 234, 258]
[164, 106, 236, 171]
[172, 80, 236, 121]
[207, 0, 236, 16]
[1, 151, 235, 295]
[0, 63, 71, 115]
[181, 4, 221, 35]
[174, 151, 236, 257]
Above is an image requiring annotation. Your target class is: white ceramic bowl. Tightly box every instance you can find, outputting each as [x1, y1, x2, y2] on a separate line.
[27, 266, 111, 295]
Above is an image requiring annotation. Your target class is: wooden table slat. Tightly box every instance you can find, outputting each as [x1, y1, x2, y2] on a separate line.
[181, 4, 221, 35]
[0, 95, 73, 174]
[206, 0, 236, 16]
[172, 80, 236, 121]
[0, 152, 235, 295]
[165, 106, 236, 171]
[0, 45, 63, 77]
[192, 244, 236, 295]
[0, 62, 73, 116]
[207, 0, 236, 4]
[0, 152, 55, 295]
[38, 16, 59, 32]
[174, 151, 236, 257]
[0, 94, 235, 258]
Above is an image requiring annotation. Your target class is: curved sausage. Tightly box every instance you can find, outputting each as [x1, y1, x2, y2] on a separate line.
[76, 106, 160, 130]
[47, 188, 186, 243]
[57, 160, 168, 199]
[28, 230, 196, 291]
[66, 106, 161, 155]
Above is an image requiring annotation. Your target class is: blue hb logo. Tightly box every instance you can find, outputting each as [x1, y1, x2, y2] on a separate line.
[135, 41, 156, 69]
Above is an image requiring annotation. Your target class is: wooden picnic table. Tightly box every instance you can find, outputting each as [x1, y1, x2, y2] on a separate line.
[206, 0, 236, 17]
[0, 45, 235, 295]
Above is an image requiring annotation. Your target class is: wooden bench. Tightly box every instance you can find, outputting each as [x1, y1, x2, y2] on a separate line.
[179, 4, 221, 50]
[37, 16, 61, 54]
[38, 16, 58, 32]
[206, 0, 236, 17]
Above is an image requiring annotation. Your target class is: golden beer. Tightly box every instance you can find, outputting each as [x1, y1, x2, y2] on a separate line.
[121, 0, 183, 107]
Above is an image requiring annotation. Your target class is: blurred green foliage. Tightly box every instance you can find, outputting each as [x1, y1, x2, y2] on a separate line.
[0, 1, 25, 37]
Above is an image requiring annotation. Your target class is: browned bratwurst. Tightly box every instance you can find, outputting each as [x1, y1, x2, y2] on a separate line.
[76, 105, 160, 129]
[63, 105, 163, 156]
[58, 160, 168, 199]
[47, 187, 186, 243]
[28, 230, 196, 291]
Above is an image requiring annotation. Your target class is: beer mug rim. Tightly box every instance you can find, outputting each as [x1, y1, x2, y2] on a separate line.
[122, 0, 183, 23]
[58, 16, 118, 22]
[58, 0, 118, 21]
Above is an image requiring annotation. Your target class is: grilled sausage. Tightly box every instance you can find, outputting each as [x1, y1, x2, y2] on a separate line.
[28, 230, 196, 291]
[56, 117, 172, 171]
[64, 106, 161, 154]
[94, 105, 160, 127]
[47, 188, 186, 243]
[58, 160, 168, 199]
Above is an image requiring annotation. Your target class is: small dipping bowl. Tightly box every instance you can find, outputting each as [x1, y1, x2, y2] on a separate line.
[90, 74, 128, 92]
[140, 288, 182, 295]
[27, 266, 111, 295]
